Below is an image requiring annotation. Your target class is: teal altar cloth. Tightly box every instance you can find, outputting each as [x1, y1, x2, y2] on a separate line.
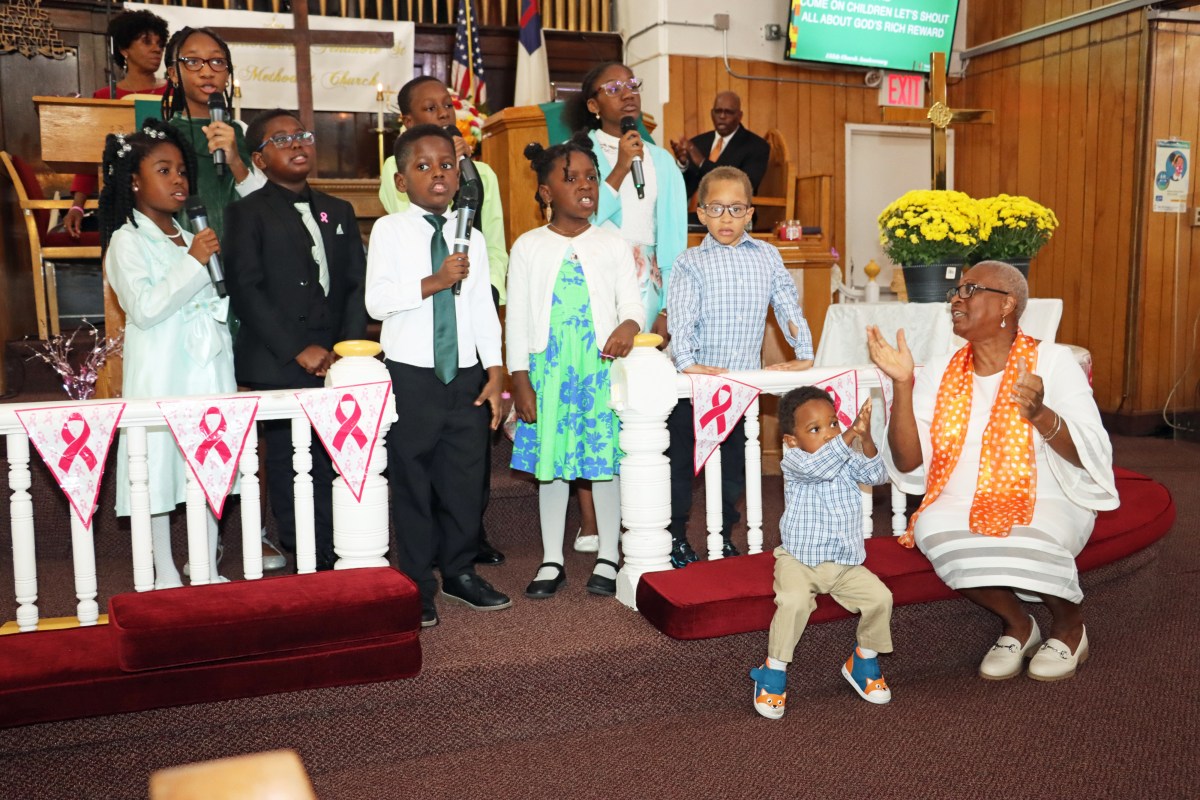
[538, 102, 654, 145]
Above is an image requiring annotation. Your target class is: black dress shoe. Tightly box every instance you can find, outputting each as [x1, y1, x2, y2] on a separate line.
[585, 558, 619, 597]
[421, 607, 439, 628]
[722, 539, 741, 558]
[525, 562, 566, 599]
[441, 572, 513, 611]
[473, 537, 506, 566]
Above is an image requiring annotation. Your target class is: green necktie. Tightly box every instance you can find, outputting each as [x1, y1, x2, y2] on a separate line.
[425, 214, 459, 384]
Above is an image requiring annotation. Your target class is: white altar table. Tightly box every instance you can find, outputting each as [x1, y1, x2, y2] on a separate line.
[814, 299, 1064, 367]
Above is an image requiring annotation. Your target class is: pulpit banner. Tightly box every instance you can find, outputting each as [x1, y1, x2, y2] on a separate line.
[818, 370, 859, 430]
[16, 403, 125, 527]
[125, 3, 414, 113]
[873, 366, 923, 424]
[689, 374, 760, 476]
[159, 396, 260, 518]
[296, 381, 390, 502]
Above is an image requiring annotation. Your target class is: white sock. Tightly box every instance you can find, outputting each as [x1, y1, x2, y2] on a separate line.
[151, 513, 182, 587]
[591, 478, 621, 579]
[766, 656, 788, 671]
[858, 646, 878, 659]
[536, 480, 570, 581]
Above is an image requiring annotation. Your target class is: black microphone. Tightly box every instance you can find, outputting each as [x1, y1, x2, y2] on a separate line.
[451, 181, 480, 296]
[444, 125, 481, 186]
[620, 116, 645, 200]
[185, 197, 227, 298]
[208, 93, 228, 177]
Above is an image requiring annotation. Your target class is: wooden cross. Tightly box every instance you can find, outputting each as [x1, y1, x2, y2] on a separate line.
[212, 5, 394, 176]
[880, 51, 993, 190]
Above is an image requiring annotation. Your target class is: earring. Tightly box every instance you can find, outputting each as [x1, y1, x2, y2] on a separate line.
[1000, 316, 1006, 328]
[133, 186, 139, 192]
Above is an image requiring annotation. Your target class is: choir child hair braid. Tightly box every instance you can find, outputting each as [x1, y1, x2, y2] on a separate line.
[99, 117, 195, 248]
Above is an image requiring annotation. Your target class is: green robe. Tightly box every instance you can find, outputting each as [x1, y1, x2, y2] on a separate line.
[169, 114, 255, 241]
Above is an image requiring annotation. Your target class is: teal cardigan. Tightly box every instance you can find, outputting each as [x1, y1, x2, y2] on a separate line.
[589, 129, 688, 319]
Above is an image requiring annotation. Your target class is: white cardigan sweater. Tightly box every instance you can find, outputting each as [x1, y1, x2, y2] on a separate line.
[505, 225, 643, 373]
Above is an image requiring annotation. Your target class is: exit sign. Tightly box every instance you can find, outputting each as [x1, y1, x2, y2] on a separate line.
[880, 73, 925, 108]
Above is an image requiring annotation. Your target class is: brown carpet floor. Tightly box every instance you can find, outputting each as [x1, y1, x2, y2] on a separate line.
[0, 421, 1196, 798]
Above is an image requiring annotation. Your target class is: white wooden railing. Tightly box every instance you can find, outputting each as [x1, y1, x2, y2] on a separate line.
[0, 352, 395, 633]
[610, 340, 905, 609]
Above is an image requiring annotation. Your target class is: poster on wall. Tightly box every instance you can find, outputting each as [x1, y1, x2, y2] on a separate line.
[125, 3, 413, 113]
[1152, 139, 1190, 213]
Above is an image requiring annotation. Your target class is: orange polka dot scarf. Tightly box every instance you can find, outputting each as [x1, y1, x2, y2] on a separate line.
[900, 332, 1039, 548]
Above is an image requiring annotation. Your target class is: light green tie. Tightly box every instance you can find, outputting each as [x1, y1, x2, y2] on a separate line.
[424, 214, 458, 384]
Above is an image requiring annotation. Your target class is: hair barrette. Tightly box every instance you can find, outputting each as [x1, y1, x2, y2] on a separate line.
[114, 133, 132, 158]
[143, 128, 166, 140]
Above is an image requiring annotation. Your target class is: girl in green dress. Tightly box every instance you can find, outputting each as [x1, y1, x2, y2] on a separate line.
[507, 137, 643, 599]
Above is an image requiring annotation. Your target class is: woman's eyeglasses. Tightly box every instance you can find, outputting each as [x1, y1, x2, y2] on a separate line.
[256, 131, 317, 151]
[595, 77, 643, 96]
[946, 283, 1009, 302]
[698, 203, 750, 218]
[175, 56, 230, 72]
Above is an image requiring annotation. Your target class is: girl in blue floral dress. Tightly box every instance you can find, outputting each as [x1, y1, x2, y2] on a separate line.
[506, 136, 643, 598]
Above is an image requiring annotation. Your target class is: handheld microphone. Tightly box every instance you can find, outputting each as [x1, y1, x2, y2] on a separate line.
[208, 94, 229, 177]
[620, 116, 645, 200]
[185, 197, 227, 298]
[451, 181, 480, 296]
[444, 125, 481, 187]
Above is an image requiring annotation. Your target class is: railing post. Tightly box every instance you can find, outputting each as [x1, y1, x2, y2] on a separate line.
[743, 397, 764, 554]
[239, 425, 264, 580]
[891, 485, 907, 536]
[126, 425, 154, 592]
[703, 448, 724, 561]
[292, 418, 317, 574]
[185, 472, 212, 585]
[7, 433, 39, 631]
[609, 334, 677, 609]
[325, 341, 396, 569]
[70, 517, 99, 625]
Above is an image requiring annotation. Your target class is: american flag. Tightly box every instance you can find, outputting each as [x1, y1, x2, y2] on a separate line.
[451, 0, 487, 107]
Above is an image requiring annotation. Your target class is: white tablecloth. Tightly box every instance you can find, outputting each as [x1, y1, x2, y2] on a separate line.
[814, 299, 1064, 367]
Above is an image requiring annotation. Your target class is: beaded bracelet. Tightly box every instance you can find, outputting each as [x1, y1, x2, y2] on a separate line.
[1042, 412, 1063, 443]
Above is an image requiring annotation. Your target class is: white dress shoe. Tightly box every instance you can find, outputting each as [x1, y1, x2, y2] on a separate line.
[1028, 626, 1089, 682]
[261, 531, 288, 571]
[979, 616, 1042, 680]
[573, 528, 600, 553]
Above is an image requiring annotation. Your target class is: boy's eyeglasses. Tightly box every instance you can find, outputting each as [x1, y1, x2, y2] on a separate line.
[699, 203, 750, 218]
[256, 131, 317, 151]
[595, 77, 643, 96]
[175, 56, 230, 72]
[945, 283, 1009, 302]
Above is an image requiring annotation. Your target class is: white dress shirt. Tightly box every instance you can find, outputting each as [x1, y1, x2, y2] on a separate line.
[365, 204, 502, 370]
[595, 128, 658, 247]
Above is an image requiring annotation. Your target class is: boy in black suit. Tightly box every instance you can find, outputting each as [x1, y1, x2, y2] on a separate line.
[223, 108, 367, 570]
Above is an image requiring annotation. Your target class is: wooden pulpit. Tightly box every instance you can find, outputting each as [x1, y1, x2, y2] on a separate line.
[34, 96, 146, 399]
[479, 105, 551, 250]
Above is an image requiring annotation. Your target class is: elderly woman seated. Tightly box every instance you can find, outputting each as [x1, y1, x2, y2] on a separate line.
[867, 261, 1118, 682]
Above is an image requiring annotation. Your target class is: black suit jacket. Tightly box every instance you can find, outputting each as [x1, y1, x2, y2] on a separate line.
[223, 181, 367, 388]
[683, 126, 772, 199]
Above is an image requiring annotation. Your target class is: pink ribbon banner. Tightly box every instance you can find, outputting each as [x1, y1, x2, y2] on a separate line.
[688, 374, 761, 476]
[819, 369, 860, 431]
[297, 381, 391, 502]
[159, 396, 260, 518]
[16, 402, 125, 527]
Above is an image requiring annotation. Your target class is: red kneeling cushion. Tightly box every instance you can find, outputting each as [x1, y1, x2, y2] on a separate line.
[637, 470, 1175, 640]
[109, 567, 419, 672]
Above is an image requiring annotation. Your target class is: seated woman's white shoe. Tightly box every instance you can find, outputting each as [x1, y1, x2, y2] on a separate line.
[261, 531, 288, 571]
[573, 528, 600, 553]
[154, 575, 184, 590]
[979, 616, 1041, 680]
[1028, 626, 1088, 682]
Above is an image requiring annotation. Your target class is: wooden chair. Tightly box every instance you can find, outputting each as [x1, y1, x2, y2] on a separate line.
[0, 151, 101, 339]
[751, 129, 797, 233]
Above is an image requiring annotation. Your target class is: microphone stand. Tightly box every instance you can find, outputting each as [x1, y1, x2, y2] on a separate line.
[103, 0, 117, 98]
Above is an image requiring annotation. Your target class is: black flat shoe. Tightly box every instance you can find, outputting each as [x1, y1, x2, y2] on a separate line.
[585, 558, 618, 597]
[441, 572, 512, 611]
[473, 537, 505, 566]
[722, 539, 741, 558]
[524, 562, 566, 599]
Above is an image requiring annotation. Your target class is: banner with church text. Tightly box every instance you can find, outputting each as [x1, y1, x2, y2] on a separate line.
[125, 3, 414, 113]
[818, 370, 860, 430]
[159, 396, 259, 518]
[297, 381, 390, 502]
[689, 374, 760, 476]
[16, 403, 125, 527]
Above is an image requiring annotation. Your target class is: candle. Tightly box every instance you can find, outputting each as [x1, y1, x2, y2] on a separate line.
[376, 83, 386, 175]
[233, 78, 242, 123]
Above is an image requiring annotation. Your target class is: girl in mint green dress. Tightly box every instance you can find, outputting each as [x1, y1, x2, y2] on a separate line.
[506, 137, 643, 599]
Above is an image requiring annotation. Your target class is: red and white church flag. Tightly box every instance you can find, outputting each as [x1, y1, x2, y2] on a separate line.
[689, 373, 760, 476]
[819, 369, 860, 430]
[16, 402, 125, 527]
[159, 396, 259, 518]
[296, 381, 390, 502]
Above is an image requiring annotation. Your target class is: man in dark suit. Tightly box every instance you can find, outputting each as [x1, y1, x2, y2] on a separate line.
[670, 91, 772, 203]
[223, 108, 367, 570]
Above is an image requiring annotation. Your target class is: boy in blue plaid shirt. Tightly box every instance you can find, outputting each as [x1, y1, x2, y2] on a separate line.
[666, 166, 813, 567]
[749, 386, 893, 719]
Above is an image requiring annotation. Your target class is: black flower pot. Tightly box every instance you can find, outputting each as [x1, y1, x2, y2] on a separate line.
[901, 262, 967, 302]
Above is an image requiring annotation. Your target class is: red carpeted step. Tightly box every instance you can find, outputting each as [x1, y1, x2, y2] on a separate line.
[637, 469, 1176, 640]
